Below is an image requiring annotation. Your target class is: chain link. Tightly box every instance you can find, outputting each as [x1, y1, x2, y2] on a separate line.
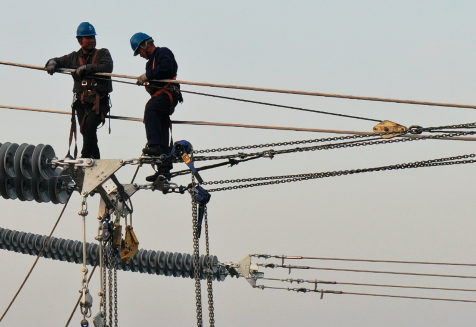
[204, 207, 215, 326]
[114, 259, 118, 327]
[194, 130, 476, 162]
[107, 240, 114, 327]
[193, 133, 376, 154]
[204, 154, 476, 192]
[191, 176, 203, 327]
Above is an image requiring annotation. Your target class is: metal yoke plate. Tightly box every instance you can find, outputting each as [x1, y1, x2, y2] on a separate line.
[237, 255, 264, 287]
[82, 159, 123, 194]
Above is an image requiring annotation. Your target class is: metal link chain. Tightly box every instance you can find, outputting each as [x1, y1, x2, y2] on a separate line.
[107, 240, 114, 327]
[193, 133, 376, 154]
[114, 259, 118, 327]
[204, 207, 215, 326]
[194, 130, 476, 162]
[204, 154, 476, 192]
[101, 239, 107, 318]
[78, 196, 92, 325]
[191, 176, 203, 327]
[194, 123, 476, 155]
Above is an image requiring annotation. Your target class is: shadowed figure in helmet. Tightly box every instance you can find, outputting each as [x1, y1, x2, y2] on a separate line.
[130, 32, 183, 181]
[45, 22, 113, 159]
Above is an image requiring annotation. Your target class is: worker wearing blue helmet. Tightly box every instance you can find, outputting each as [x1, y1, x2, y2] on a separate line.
[45, 22, 113, 159]
[130, 32, 183, 181]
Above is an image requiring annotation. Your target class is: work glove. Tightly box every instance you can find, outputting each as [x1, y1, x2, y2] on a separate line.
[73, 65, 88, 79]
[136, 73, 148, 85]
[45, 60, 57, 75]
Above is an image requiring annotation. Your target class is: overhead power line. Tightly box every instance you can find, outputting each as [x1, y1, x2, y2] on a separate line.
[2, 104, 476, 141]
[254, 285, 476, 304]
[2, 60, 476, 110]
[252, 254, 476, 267]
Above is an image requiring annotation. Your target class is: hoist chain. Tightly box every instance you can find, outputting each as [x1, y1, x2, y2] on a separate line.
[204, 207, 215, 326]
[193, 130, 476, 162]
[114, 259, 118, 327]
[191, 176, 203, 327]
[105, 234, 118, 327]
[423, 122, 476, 131]
[194, 123, 476, 156]
[193, 133, 375, 153]
[101, 239, 107, 318]
[78, 196, 92, 326]
[204, 154, 476, 192]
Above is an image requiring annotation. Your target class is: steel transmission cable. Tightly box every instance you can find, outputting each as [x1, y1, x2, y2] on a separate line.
[2, 104, 476, 141]
[3, 60, 476, 110]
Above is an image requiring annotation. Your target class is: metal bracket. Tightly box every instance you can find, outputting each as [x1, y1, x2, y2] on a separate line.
[373, 120, 407, 139]
[236, 255, 264, 287]
[81, 159, 124, 194]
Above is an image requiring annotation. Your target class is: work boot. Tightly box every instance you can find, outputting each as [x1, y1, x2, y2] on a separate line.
[142, 144, 163, 157]
[146, 166, 172, 182]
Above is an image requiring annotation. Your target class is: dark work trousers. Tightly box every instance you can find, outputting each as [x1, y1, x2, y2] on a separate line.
[73, 96, 110, 159]
[144, 93, 177, 154]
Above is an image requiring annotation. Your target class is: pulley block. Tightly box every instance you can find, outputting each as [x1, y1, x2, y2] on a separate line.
[121, 225, 139, 262]
[373, 120, 407, 139]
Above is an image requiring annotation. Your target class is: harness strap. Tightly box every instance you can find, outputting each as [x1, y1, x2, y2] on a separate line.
[66, 101, 78, 158]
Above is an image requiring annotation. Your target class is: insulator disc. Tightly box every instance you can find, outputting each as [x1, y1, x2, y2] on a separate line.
[5, 178, 17, 200]
[0, 178, 9, 199]
[38, 145, 56, 180]
[31, 144, 44, 180]
[0, 143, 11, 179]
[48, 177, 60, 204]
[157, 251, 166, 270]
[3, 143, 19, 178]
[38, 179, 51, 203]
[13, 143, 28, 179]
[31, 179, 42, 203]
[183, 253, 192, 271]
[165, 251, 174, 270]
[15, 144, 35, 180]
[55, 175, 72, 204]
[173, 252, 183, 271]
[15, 178, 34, 201]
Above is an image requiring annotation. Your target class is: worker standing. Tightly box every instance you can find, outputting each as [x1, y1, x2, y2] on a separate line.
[130, 32, 183, 181]
[45, 22, 113, 159]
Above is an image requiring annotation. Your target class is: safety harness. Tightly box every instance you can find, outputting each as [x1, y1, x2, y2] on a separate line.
[67, 50, 104, 158]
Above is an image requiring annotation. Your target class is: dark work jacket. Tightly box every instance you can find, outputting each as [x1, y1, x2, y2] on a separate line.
[51, 48, 113, 94]
[145, 47, 179, 97]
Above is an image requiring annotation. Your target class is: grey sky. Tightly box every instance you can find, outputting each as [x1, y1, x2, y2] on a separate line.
[1, 1, 476, 326]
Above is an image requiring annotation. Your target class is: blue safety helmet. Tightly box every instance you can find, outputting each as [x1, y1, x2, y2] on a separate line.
[130, 32, 153, 56]
[77, 22, 97, 37]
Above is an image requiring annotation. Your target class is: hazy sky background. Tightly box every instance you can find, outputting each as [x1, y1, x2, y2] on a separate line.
[1, 1, 476, 326]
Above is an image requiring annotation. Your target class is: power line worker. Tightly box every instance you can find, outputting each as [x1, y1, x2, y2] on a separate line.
[130, 32, 183, 181]
[45, 22, 113, 159]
